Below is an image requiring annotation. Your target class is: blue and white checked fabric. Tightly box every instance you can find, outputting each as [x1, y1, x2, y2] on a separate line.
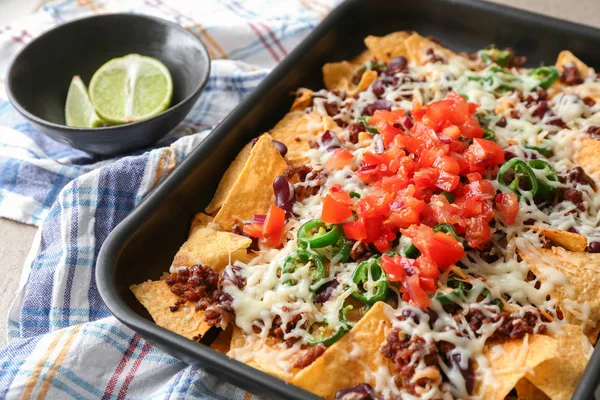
[0, 0, 341, 398]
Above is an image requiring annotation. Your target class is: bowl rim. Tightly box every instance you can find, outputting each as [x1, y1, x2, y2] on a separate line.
[5, 12, 211, 134]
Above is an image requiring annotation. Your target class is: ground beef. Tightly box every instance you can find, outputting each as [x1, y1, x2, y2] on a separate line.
[424, 47, 445, 63]
[559, 187, 586, 210]
[547, 117, 567, 129]
[347, 123, 365, 144]
[560, 63, 584, 86]
[496, 117, 507, 128]
[583, 96, 596, 107]
[270, 310, 303, 346]
[284, 165, 325, 201]
[505, 49, 527, 68]
[293, 344, 325, 369]
[349, 241, 373, 262]
[313, 279, 339, 304]
[491, 310, 547, 341]
[569, 166, 596, 190]
[531, 101, 549, 118]
[380, 329, 439, 392]
[586, 126, 600, 139]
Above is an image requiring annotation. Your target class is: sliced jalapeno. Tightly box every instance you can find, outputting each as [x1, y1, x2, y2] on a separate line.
[529, 159, 558, 197]
[478, 47, 510, 67]
[357, 61, 386, 74]
[308, 305, 353, 347]
[523, 140, 554, 157]
[297, 219, 342, 249]
[482, 128, 496, 141]
[356, 116, 378, 134]
[435, 275, 466, 305]
[404, 243, 420, 259]
[350, 191, 361, 198]
[432, 223, 460, 240]
[330, 236, 352, 264]
[528, 66, 559, 89]
[498, 158, 539, 197]
[282, 248, 325, 290]
[351, 258, 388, 306]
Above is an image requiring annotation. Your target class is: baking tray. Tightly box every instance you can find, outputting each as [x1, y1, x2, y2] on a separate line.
[96, 0, 600, 398]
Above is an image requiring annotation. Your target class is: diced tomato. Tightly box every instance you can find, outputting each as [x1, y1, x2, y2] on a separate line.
[435, 171, 460, 192]
[325, 149, 354, 170]
[343, 220, 367, 241]
[377, 122, 404, 147]
[362, 152, 387, 166]
[381, 254, 404, 281]
[434, 155, 461, 175]
[262, 205, 286, 247]
[464, 138, 504, 171]
[463, 179, 495, 201]
[405, 274, 431, 309]
[429, 195, 462, 225]
[427, 232, 466, 270]
[495, 192, 519, 225]
[441, 125, 461, 140]
[413, 168, 439, 189]
[419, 276, 437, 293]
[322, 189, 353, 224]
[242, 223, 263, 239]
[466, 216, 492, 250]
[380, 175, 408, 192]
[417, 255, 439, 279]
[370, 109, 406, 126]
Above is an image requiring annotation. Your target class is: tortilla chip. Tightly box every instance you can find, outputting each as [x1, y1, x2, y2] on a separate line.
[213, 136, 288, 231]
[515, 379, 550, 400]
[525, 325, 590, 400]
[556, 50, 590, 77]
[270, 111, 341, 166]
[482, 334, 557, 400]
[228, 327, 301, 382]
[351, 70, 378, 96]
[173, 212, 254, 271]
[576, 137, 600, 178]
[322, 61, 358, 91]
[205, 142, 253, 215]
[130, 280, 211, 341]
[292, 302, 393, 399]
[190, 212, 213, 235]
[210, 327, 233, 354]
[520, 247, 600, 334]
[291, 88, 314, 112]
[535, 226, 587, 252]
[352, 49, 374, 65]
[403, 33, 456, 65]
[364, 31, 411, 63]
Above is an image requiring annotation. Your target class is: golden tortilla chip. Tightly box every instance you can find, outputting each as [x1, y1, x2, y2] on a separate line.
[322, 62, 377, 96]
[270, 111, 341, 167]
[210, 327, 233, 354]
[291, 88, 314, 112]
[213, 135, 288, 231]
[576, 137, 600, 178]
[173, 212, 254, 271]
[525, 325, 590, 400]
[205, 142, 253, 215]
[189, 212, 213, 235]
[556, 50, 590, 77]
[292, 302, 393, 399]
[515, 379, 550, 400]
[403, 32, 456, 65]
[352, 49, 374, 65]
[130, 280, 211, 341]
[482, 334, 557, 400]
[535, 226, 587, 252]
[364, 31, 411, 63]
[520, 247, 600, 334]
[228, 327, 302, 382]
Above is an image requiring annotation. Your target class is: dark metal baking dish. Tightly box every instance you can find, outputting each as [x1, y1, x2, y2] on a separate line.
[97, 0, 600, 398]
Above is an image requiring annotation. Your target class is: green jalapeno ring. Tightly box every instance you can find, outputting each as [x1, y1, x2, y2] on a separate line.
[297, 219, 343, 249]
[478, 47, 510, 67]
[523, 140, 554, 157]
[356, 116, 379, 134]
[308, 305, 353, 347]
[330, 236, 352, 264]
[482, 128, 496, 141]
[350, 191, 361, 199]
[528, 66, 560, 89]
[351, 258, 388, 306]
[529, 159, 559, 197]
[282, 248, 325, 290]
[498, 158, 539, 197]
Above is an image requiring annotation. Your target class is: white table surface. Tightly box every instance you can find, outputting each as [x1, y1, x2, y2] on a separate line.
[0, 0, 599, 349]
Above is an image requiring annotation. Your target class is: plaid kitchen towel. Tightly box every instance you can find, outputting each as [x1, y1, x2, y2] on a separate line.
[0, 0, 342, 398]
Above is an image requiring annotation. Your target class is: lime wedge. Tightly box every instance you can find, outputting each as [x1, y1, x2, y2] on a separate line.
[89, 54, 173, 125]
[65, 76, 104, 128]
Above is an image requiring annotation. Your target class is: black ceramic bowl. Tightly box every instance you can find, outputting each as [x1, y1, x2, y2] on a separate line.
[5, 13, 210, 155]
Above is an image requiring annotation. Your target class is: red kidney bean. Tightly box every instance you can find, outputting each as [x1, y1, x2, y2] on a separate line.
[251, 137, 288, 156]
[402, 116, 413, 129]
[334, 384, 376, 400]
[386, 56, 409, 75]
[586, 241, 600, 253]
[361, 100, 392, 116]
[531, 101, 549, 118]
[320, 130, 342, 152]
[273, 175, 296, 215]
[371, 79, 385, 97]
[586, 126, 600, 139]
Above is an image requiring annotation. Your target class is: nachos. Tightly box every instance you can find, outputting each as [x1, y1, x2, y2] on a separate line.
[131, 32, 600, 399]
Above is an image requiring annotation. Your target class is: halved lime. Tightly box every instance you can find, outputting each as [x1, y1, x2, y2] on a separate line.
[89, 54, 173, 125]
[65, 75, 104, 128]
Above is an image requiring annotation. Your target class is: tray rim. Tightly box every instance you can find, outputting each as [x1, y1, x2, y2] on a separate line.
[96, 0, 600, 398]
